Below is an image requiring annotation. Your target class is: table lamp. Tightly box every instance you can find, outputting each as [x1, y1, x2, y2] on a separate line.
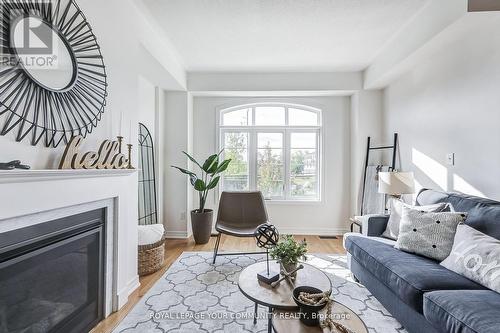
[378, 171, 415, 199]
[378, 171, 415, 212]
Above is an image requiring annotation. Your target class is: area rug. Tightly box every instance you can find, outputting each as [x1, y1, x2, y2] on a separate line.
[113, 252, 406, 333]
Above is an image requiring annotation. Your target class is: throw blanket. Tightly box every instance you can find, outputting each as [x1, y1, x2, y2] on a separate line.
[360, 165, 388, 215]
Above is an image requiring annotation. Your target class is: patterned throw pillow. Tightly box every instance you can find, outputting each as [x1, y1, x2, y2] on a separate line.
[395, 207, 467, 261]
[441, 224, 500, 293]
[382, 200, 450, 240]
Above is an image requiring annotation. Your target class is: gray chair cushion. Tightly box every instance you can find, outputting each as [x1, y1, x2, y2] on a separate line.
[344, 235, 485, 313]
[215, 222, 258, 237]
[424, 290, 500, 333]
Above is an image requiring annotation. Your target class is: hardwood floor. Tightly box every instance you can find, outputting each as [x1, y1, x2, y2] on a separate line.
[91, 234, 345, 333]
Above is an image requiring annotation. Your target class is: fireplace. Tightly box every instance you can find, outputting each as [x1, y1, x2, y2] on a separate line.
[0, 208, 106, 333]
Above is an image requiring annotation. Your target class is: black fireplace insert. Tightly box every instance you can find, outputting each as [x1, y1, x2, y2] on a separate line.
[0, 208, 106, 333]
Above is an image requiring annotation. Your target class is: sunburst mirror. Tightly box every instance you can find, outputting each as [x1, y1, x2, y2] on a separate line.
[0, 0, 107, 148]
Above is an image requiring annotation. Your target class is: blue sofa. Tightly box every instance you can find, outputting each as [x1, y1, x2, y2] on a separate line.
[344, 189, 500, 333]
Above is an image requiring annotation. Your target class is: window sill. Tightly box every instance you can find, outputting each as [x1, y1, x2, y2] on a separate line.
[264, 199, 322, 206]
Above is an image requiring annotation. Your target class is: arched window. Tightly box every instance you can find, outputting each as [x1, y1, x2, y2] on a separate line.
[219, 103, 321, 201]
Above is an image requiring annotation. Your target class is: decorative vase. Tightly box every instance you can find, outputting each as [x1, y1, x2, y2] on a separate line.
[281, 262, 298, 277]
[190, 209, 213, 244]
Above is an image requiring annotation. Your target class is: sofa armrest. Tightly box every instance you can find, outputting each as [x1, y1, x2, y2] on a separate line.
[359, 214, 389, 237]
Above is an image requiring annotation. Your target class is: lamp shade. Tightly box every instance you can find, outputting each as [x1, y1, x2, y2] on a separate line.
[378, 172, 415, 195]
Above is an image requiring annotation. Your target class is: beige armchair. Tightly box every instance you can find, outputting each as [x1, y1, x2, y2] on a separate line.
[213, 191, 269, 264]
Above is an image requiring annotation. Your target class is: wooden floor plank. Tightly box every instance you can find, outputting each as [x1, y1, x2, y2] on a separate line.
[91, 234, 345, 333]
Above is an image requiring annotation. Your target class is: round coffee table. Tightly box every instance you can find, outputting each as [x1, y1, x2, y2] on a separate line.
[273, 301, 368, 333]
[238, 260, 331, 333]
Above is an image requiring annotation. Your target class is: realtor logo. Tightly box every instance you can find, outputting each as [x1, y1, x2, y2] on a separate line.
[10, 14, 53, 55]
[0, 0, 56, 68]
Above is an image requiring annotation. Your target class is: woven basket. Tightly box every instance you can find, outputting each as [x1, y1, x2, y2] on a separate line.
[138, 232, 166, 276]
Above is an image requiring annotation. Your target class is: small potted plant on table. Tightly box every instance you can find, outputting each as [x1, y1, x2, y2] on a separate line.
[270, 235, 308, 275]
[172, 151, 231, 244]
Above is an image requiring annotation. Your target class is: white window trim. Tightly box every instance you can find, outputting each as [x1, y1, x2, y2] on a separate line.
[218, 103, 323, 203]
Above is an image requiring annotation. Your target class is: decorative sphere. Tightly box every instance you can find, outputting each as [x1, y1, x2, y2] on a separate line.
[254, 223, 279, 249]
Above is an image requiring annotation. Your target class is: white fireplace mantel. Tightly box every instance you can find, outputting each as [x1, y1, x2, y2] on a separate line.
[0, 169, 136, 184]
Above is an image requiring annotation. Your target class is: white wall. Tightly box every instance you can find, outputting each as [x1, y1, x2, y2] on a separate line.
[192, 96, 351, 235]
[364, 0, 468, 89]
[350, 91, 384, 214]
[163, 91, 191, 237]
[138, 76, 157, 137]
[383, 13, 500, 200]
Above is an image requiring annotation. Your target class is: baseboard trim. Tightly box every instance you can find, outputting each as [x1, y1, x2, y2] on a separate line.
[166, 228, 349, 239]
[115, 275, 140, 310]
[269, 227, 349, 236]
[165, 230, 189, 239]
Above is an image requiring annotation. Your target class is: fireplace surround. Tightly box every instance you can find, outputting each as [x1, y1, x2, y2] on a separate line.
[0, 169, 139, 331]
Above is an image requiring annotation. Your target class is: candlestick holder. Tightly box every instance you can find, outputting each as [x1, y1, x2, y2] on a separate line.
[127, 144, 134, 169]
[254, 224, 280, 284]
[117, 136, 123, 153]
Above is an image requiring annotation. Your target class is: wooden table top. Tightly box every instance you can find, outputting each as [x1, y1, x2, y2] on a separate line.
[238, 260, 332, 310]
[273, 301, 368, 333]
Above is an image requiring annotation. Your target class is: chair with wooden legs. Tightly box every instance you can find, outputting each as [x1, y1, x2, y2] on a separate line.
[212, 191, 269, 264]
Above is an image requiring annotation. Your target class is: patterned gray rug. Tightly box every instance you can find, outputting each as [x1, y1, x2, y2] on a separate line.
[113, 252, 406, 333]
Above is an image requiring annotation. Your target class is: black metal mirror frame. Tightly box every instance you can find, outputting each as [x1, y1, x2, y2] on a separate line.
[0, 0, 107, 148]
[138, 122, 158, 226]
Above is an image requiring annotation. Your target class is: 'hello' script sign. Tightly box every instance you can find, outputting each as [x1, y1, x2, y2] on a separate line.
[58, 135, 129, 169]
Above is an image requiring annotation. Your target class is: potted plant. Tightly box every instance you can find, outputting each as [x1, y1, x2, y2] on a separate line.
[172, 151, 231, 244]
[270, 235, 308, 275]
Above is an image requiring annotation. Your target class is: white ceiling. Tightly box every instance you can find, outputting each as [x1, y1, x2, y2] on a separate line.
[141, 0, 429, 72]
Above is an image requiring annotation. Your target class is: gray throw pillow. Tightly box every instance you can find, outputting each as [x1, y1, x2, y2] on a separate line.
[395, 207, 467, 261]
[382, 201, 449, 240]
[441, 224, 500, 293]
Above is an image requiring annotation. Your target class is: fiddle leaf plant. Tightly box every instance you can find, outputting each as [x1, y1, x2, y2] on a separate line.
[172, 150, 231, 213]
[270, 235, 308, 265]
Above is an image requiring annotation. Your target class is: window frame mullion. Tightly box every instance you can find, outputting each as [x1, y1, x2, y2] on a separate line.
[249, 107, 257, 191]
[249, 128, 257, 191]
[284, 129, 291, 200]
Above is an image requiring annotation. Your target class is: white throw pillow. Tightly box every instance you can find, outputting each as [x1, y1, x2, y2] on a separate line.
[395, 208, 466, 261]
[441, 224, 500, 293]
[382, 200, 449, 240]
